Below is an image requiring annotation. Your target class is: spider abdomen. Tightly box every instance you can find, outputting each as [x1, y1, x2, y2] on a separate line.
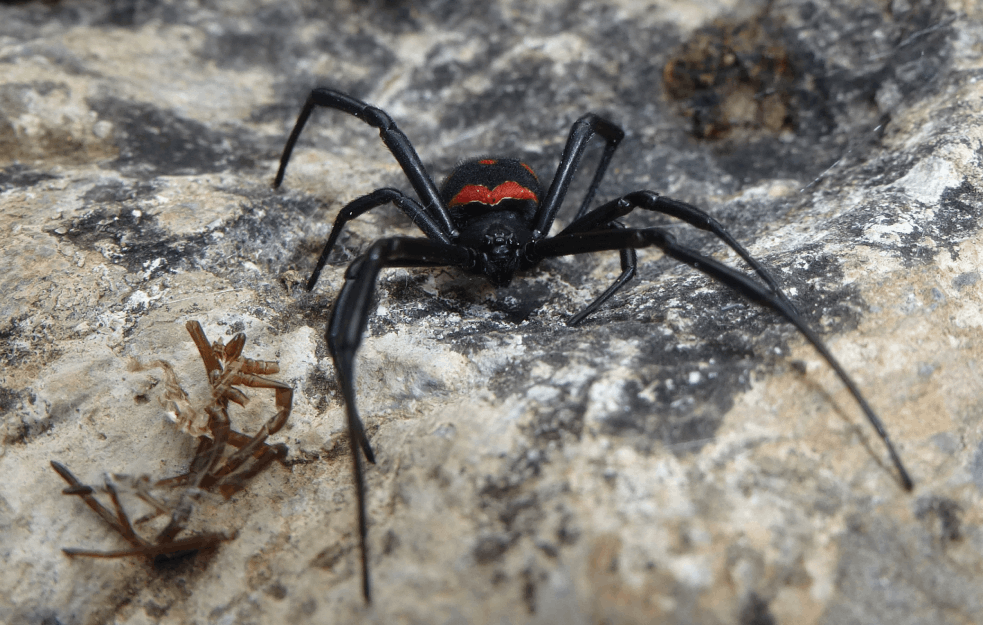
[441, 158, 542, 223]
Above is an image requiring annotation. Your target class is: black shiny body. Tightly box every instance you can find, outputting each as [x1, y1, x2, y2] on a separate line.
[273, 88, 913, 603]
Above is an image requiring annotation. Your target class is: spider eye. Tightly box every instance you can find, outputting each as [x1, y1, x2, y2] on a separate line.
[484, 226, 517, 252]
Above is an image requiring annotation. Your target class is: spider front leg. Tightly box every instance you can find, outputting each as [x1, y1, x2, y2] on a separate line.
[557, 190, 798, 323]
[531, 228, 914, 491]
[273, 87, 457, 237]
[160, 422, 288, 499]
[307, 188, 450, 291]
[204, 434, 289, 498]
[533, 113, 625, 237]
[164, 322, 294, 496]
[326, 237, 472, 602]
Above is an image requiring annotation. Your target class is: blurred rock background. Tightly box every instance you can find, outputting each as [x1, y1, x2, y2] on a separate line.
[2, 0, 983, 623]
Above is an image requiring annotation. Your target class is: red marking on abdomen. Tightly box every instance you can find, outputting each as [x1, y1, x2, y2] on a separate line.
[449, 181, 538, 207]
[479, 159, 497, 165]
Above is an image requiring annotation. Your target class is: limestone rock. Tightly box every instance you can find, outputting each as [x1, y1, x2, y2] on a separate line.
[2, 0, 983, 623]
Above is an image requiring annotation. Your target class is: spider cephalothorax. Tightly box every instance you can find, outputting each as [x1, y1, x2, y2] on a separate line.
[273, 88, 914, 602]
[441, 158, 541, 286]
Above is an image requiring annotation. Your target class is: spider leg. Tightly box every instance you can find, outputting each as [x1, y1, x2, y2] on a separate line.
[154, 489, 196, 545]
[565, 221, 638, 326]
[328, 236, 472, 602]
[221, 384, 250, 408]
[159, 428, 287, 498]
[531, 227, 914, 491]
[533, 113, 625, 238]
[193, 405, 233, 486]
[273, 88, 458, 238]
[240, 358, 280, 375]
[153, 435, 222, 491]
[145, 481, 233, 556]
[207, 375, 292, 495]
[308, 188, 451, 291]
[559, 191, 797, 317]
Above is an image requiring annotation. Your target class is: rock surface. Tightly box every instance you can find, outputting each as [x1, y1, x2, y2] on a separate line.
[2, 0, 983, 623]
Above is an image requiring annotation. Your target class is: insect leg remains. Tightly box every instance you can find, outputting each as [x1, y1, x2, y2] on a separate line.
[51, 461, 232, 559]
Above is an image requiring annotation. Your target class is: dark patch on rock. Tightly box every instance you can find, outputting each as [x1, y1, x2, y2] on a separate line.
[248, 19, 402, 124]
[970, 442, 983, 494]
[526, 404, 584, 444]
[310, 541, 353, 570]
[915, 495, 962, 543]
[0, 386, 21, 414]
[197, 4, 307, 71]
[202, 28, 292, 70]
[0, 314, 61, 374]
[497, 493, 539, 533]
[473, 533, 512, 564]
[82, 178, 157, 204]
[521, 566, 537, 614]
[845, 181, 983, 267]
[953, 272, 979, 290]
[101, 0, 178, 27]
[823, 514, 980, 624]
[4, 394, 74, 446]
[479, 240, 861, 454]
[556, 511, 580, 545]
[436, 54, 612, 160]
[7, 608, 66, 625]
[59, 184, 323, 312]
[88, 97, 258, 178]
[56, 202, 207, 280]
[480, 444, 548, 504]
[310, 29, 398, 78]
[0, 82, 89, 162]
[211, 194, 321, 283]
[266, 581, 288, 600]
[481, 280, 553, 325]
[0, 164, 57, 191]
[740, 592, 776, 625]
[150, 548, 209, 572]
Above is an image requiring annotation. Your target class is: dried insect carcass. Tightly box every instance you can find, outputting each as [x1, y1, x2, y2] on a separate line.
[129, 320, 294, 497]
[53, 320, 295, 559]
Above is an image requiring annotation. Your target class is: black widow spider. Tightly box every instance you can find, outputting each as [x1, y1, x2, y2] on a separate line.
[273, 88, 914, 602]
